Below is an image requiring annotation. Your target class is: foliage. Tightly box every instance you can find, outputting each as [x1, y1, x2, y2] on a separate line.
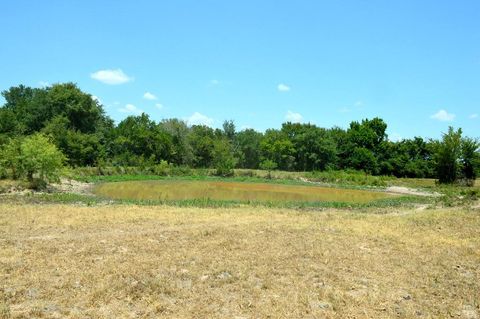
[460, 137, 480, 184]
[435, 127, 462, 184]
[213, 138, 236, 176]
[0, 134, 66, 186]
[1, 83, 478, 183]
[260, 160, 278, 179]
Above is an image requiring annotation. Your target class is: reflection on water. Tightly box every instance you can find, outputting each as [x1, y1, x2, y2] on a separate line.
[94, 180, 393, 203]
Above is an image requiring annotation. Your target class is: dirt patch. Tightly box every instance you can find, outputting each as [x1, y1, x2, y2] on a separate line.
[49, 178, 93, 195]
[0, 179, 92, 197]
[386, 186, 440, 197]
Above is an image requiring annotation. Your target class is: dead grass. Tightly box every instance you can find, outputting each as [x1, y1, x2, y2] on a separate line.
[0, 204, 479, 318]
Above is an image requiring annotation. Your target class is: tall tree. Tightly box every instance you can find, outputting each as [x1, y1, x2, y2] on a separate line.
[436, 127, 462, 184]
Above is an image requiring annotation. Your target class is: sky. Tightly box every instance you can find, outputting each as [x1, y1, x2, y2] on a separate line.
[0, 0, 479, 140]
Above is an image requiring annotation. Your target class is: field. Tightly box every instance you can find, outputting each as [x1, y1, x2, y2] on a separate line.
[1, 203, 479, 318]
[93, 180, 394, 203]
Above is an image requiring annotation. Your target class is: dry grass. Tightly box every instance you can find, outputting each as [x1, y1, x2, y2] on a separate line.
[1, 203, 479, 318]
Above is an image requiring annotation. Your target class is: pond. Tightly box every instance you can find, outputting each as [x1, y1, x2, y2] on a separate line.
[94, 180, 393, 203]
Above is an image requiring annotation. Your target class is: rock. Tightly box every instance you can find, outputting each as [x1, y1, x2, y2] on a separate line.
[310, 301, 331, 310]
[217, 271, 232, 280]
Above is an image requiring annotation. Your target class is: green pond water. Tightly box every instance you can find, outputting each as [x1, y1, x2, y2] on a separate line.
[94, 180, 394, 203]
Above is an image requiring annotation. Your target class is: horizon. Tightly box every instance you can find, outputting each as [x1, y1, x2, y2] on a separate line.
[1, 1, 479, 140]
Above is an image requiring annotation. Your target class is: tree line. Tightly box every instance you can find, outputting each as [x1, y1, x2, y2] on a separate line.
[0, 83, 478, 184]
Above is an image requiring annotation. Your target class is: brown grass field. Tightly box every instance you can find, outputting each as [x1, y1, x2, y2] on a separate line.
[1, 203, 479, 318]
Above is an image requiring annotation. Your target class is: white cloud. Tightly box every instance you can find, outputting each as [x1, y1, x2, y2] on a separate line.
[469, 113, 478, 119]
[38, 81, 50, 88]
[339, 107, 350, 113]
[277, 83, 291, 92]
[155, 103, 163, 110]
[430, 109, 455, 122]
[210, 79, 220, 85]
[91, 95, 102, 104]
[119, 103, 142, 114]
[143, 92, 157, 100]
[91, 69, 133, 85]
[285, 110, 303, 123]
[186, 112, 214, 127]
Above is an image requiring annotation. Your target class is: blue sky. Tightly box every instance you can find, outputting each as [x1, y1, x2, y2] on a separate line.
[0, 0, 479, 139]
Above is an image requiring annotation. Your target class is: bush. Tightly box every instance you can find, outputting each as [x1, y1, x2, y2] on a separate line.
[260, 160, 277, 179]
[154, 160, 171, 176]
[0, 134, 66, 186]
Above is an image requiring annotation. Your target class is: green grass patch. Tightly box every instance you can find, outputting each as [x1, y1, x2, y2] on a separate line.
[10, 191, 428, 210]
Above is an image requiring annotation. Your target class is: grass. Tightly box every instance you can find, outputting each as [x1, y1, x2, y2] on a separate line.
[1, 191, 429, 210]
[93, 180, 394, 204]
[1, 203, 479, 318]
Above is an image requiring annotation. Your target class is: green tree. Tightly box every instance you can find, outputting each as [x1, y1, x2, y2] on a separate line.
[436, 127, 462, 184]
[460, 137, 479, 185]
[260, 159, 278, 179]
[0, 134, 67, 186]
[0, 138, 22, 179]
[260, 129, 295, 171]
[213, 138, 236, 176]
[159, 119, 193, 166]
[20, 134, 66, 184]
[188, 125, 216, 167]
[236, 129, 263, 169]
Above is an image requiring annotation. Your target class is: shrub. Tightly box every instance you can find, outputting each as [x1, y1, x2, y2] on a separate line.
[0, 134, 66, 187]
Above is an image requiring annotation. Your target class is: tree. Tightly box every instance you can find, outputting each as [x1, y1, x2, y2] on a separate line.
[0, 138, 22, 179]
[260, 129, 295, 171]
[348, 147, 378, 174]
[343, 118, 387, 173]
[236, 129, 263, 169]
[0, 135, 66, 187]
[460, 137, 480, 185]
[260, 159, 277, 179]
[20, 134, 66, 184]
[222, 120, 236, 141]
[159, 119, 193, 166]
[188, 125, 216, 168]
[436, 127, 462, 184]
[213, 138, 236, 176]
[281, 123, 338, 171]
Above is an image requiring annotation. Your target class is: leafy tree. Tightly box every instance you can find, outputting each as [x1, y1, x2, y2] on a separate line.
[113, 114, 172, 166]
[42, 116, 106, 167]
[0, 135, 65, 186]
[20, 134, 66, 183]
[0, 138, 22, 179]
[460, 137, 480, 185]
[222, 120, 236, 141]
[281, 122, 337, 171]
[348, 147, 378, 174]
[236, 129, 263, 169]
[213, 138, 236, 176]
[260, 129, 295, 171]
[260, 159, 277, 179]
[159, 119, 193, 166]
[436, 127, 462, 184]
[188, 125, 216, 167]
